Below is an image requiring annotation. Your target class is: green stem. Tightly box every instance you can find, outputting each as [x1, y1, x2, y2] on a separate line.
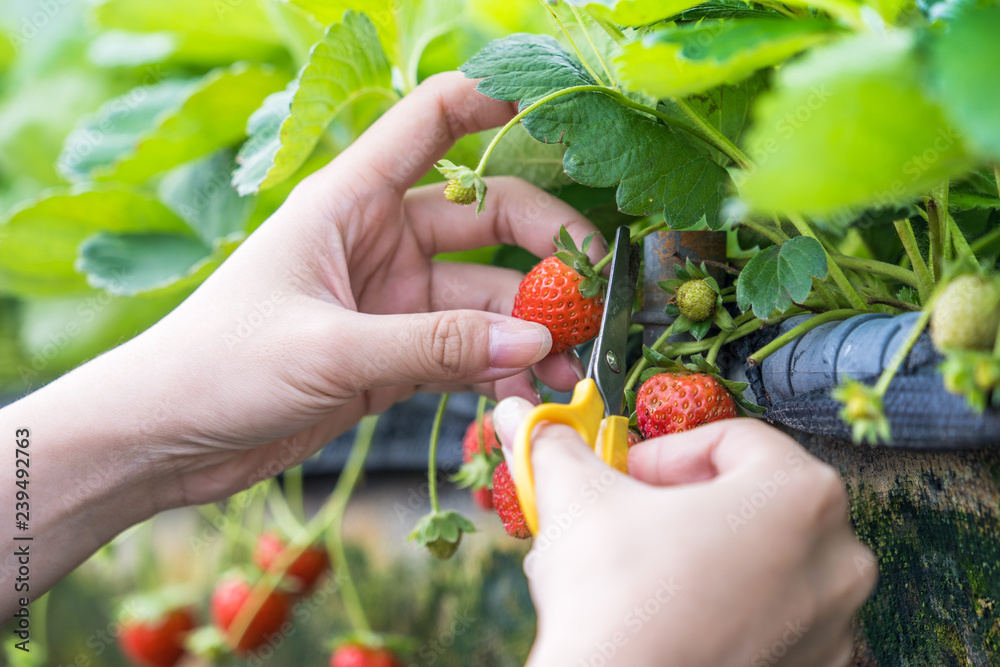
[787, 213, 867, 310]
[327, 416, 379, 638]
[893, 219, 933, 303]
[740, 218, 788, 245]
[569, 4, 615, 85]
[624, 321, 676, 393]
[664, 316, 765, 357]
[747, 309, 865, 366]
[476, 86, 711, 175]
[993, 316, 1000, 357]
[537, 0, 606, 87]
[866, 295, 920, 312]
[592, 15, 625, 44]
[673, 98, 752, 169]
[427, 394, 450, 513]
[706, 330, 730, 366]
[812, 279, 841, 310]
[994, 165, 1000, 198]
[594, 220, 668, 273]
[283, 464, 304, 523]
[829, 254, 921, 289]
[874, 306, 933, 395]
[474, 394, 487, 453]
[925, 188, 947, 281]
[946, 211, 976, 264]
[972, 225, 1000, 254]
[228, 417, 378, 647]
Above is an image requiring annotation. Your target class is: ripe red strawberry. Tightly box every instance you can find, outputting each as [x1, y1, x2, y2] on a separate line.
[493, 462, 531, 539]
[118, 608, 196, 667]
[461, 413, 500, 510]
[636, 373, 737, 439]
[627, 428, 643, 448]
[253, 532, 329, 595]
[211, 575, 291, 655]
[512, 228, 605, 354]
[512, 256, 604, 354]
[331, 644, 404, 667]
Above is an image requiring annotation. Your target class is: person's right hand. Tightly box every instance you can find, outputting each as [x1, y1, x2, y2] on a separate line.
[493, 399, 877, 667]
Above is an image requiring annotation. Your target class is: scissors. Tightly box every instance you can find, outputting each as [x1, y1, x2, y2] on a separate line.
[512, 226, 638, 535]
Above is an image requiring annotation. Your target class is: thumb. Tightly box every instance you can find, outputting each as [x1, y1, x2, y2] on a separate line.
[337, 311, 551, 390]
[493, 397, 615, 522]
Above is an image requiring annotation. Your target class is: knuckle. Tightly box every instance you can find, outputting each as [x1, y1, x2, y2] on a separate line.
[425, 312, 477, 378]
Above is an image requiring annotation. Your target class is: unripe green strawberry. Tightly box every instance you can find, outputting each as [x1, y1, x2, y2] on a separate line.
[444, 179, 476, 205]
[425, 534, 461, 559]
[931, 275, 1000, 351]
[675, 279, 716, 322]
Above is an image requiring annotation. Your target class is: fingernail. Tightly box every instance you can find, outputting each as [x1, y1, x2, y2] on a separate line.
[568, 349, 586, 380]
[493, 397, 535, 476]
[490, 320, 551, 369]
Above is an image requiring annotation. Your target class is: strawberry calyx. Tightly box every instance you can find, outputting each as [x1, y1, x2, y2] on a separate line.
[116, 586, 198, 624]
[939, 349, 1000, 412]
[553, 226, 606, 299]
[658, 258, 734, 341]
[408, 510, 476, 560]
[328, 632, 417, 659]
[451, 450, 503, 491]
[185, 626, 229, 660]
[832, 378, 890, 444]
[627, 352, 763, 422]
[435, 160, 488, 214]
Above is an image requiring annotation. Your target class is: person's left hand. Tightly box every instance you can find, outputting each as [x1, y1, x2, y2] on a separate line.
[57, 72, 603, 510]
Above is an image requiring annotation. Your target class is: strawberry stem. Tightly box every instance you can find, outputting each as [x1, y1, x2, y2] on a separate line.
[428, 394, 450, 514]
[747, 309, 866, 367]
[475, 394, 487, 454]
[705, 330, 730, 367]
[674, 98, 753, 169]
[536, 0, 607, 87]
[326, 416, 379, 638]
[624, 321, 676, 393]
[227, 417, 378, 648]
[786, 212, 868, 311]
[873, 305, 935, 396]
[568, 4, 615, 85]
[893, 219, 934, 303]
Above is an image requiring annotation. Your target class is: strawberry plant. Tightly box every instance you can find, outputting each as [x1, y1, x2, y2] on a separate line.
[437, 0, 1000, 443]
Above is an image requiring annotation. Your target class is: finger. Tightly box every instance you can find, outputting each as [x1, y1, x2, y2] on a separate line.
[406, 176, 608, 263]
[429, 262, 523, 314]
[334, 310, 551, 391]
[627, 434, 720, 487]
[629, 419, 810, 484]
[492, 397, 614, 514]
[532, 350, 585, 392]
[333, 72, 518, 193]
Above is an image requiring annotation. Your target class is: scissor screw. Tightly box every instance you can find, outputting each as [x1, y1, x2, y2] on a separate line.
[606, 350, 621, 373]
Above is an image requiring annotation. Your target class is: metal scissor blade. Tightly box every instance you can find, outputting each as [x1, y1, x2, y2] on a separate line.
[588, 226, 636, 417]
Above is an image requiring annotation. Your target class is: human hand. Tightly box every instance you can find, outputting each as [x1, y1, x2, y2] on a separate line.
[45, 72, 603, 510]
[493, 398, 877, 667]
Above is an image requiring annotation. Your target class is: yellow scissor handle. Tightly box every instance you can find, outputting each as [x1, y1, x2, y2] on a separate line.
[512, 378, 630, 535]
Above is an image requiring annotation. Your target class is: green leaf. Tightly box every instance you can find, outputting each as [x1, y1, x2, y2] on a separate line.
[93, 0, 284, 64]
[77, 233, 211, 296]
[740, 33, 972, 216]
[484, 124, 571, 189]
[232, 12, 395, 195]
[564, 0, 709, 26]
[617, 18, 838, 98]
[0, 188, 191, 297]
[929, 4, 1000, 163]
[736, 236, 828, 317]
[59, 64, 290, 184]
[690, 318, 712, 340]
[289, 0, 397, 54]
[462, 34, 730, 228]
[87, 31, 178, 67]
[158, 151, 255, 245]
